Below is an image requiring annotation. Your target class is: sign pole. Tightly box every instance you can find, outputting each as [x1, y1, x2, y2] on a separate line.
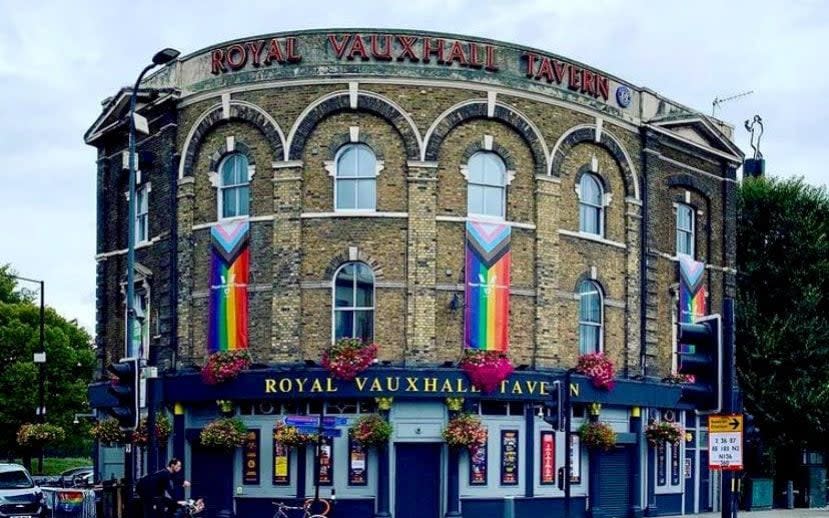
[314, 401, 325, 506]
[721, 299, 736, 518]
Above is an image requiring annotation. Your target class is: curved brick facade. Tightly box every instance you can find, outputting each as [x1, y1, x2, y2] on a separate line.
[87, 29, 741, 518]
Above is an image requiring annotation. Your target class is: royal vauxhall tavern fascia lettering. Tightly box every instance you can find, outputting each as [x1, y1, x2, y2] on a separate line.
[208, 32, 611, 101]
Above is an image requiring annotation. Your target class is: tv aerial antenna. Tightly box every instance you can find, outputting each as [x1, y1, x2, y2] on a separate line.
[711, 90, 753, 116]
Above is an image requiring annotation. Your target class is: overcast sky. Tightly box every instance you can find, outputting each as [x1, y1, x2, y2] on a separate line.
[0, 0, 826, 332]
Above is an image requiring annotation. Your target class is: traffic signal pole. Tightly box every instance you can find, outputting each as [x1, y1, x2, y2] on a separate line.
[721, 298, 737, 518]
[564, 369, 572, 518]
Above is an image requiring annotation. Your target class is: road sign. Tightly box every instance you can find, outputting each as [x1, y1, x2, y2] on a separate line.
[295, 425, 342, 438]
[708, 414, 743, 471]
[284, 415, 349, 427]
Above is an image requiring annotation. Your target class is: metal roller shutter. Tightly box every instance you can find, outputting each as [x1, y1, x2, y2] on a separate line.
[597, 446, 633, 518]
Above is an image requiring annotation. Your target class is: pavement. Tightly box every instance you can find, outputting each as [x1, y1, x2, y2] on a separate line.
[697, 510, 829, 517]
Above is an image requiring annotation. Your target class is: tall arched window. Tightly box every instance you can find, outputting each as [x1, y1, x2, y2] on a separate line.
[336, 144, 377, 211]
[467, 151, 506, 219]
[578, 280, 603, 354]
[333, 262, 375, 342]
[219, 153, 250, 219]
[676, 203, 695, 257]
[579, 174, 604, 235]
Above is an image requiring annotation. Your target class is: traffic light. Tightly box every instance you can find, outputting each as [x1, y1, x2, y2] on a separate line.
[677, 314, 722, 414]
[106, 357, 139, 431]
[543, 380, 563, 430]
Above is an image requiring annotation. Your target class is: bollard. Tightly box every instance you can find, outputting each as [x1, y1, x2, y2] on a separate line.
[503, 496, 515, 518]
[786, 480, 794, 509]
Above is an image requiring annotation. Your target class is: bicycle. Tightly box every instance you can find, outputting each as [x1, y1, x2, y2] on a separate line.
[272, 498, 330, 518]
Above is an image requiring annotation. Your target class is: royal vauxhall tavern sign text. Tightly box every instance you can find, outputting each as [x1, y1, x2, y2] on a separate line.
[207, 32, 619, 105]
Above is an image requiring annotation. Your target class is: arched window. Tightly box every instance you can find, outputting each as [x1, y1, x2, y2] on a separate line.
[467, 151, 506, 219]
[676, 203, 695, 257]
[336, 144, 377, 211]
[219, 153, 250, 219]
[578, 280, 603, 354]
[579, 174, 604, 235]
[333, 262, 375, 342]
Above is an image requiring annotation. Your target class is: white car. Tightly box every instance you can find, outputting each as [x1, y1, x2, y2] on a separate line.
[0, 464, 44, 518]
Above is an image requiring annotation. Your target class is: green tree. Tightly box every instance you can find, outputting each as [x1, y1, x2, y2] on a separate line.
[737, 177, 829, 473]
[0, 265, 96, 462]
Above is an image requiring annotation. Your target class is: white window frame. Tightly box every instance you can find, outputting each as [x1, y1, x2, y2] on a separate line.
[331, 262, 376, 343]
[578, 173, 605, 236]
[577, 280, 604, 355]
[676, 203, 695, 257]
[218, 153, 251, 220]
[466, 151, 507, 220]
[334, 143, 378, 212]
[135, 183, 150, 245]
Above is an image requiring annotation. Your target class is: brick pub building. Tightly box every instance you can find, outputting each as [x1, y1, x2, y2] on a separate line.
[86, 30, 742, 518]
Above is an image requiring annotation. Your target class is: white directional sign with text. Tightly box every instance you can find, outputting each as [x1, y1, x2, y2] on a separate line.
[708, 414, 743, 471]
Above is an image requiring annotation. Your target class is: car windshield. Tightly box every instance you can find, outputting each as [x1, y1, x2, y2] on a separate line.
[0, 470, 34, 489]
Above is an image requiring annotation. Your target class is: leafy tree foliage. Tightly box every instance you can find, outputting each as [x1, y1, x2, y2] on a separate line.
[0, 265, 96, 459]
[737, 177, 829, 453]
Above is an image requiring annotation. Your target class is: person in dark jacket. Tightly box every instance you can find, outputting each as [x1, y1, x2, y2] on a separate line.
[136, 458, 191, 518]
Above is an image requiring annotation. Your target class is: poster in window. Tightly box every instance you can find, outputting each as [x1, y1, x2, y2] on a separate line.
[540, 431, 556, 485]
[671, 443, 680, 485]
[348, 438, 367, 486]
[657, 441, 667, 486]
[469, 427, 488, 485]
[318, 437, 334, 486]
[272, 433, 290, 486]
[570, 435, 581, 484]
[500, 430, 519, 485]
[243, 429, 260, 485]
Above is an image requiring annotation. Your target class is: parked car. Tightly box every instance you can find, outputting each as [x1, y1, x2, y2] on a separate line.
[0, 464, 45, 518]
[58, 467, 94, 488]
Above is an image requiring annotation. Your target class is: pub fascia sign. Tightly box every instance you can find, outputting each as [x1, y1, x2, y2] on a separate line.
[209, 32, 614, 103]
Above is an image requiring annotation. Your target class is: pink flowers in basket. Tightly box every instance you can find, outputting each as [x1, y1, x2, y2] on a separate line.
[459, 350, 514, 393]
[575, 352, 616, 390]
[201, 350, 252, 385]
[322, 338, 378, 381]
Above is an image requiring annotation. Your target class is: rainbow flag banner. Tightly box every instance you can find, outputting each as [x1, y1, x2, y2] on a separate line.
[208, 220, 250, 353]
[678, 253, 707, 357]
[57, 491, 85, 513]
[464, 221, 511, 352]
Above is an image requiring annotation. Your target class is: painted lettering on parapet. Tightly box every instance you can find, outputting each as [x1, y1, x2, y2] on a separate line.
[263, 374, 581, 397]
[523, 52, 610, 101]
[211, 37, 302, 74]
[327, 34, 499, 72]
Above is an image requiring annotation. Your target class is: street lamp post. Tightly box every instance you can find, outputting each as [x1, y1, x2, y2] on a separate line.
[10, 274, 46, 474]
[125, 47, 179, 490]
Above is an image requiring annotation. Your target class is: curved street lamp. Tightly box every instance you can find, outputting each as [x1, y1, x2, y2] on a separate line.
[124, 46, 179, 491]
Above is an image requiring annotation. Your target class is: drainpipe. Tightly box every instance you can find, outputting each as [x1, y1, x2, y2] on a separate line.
[639, 129, 651, 377]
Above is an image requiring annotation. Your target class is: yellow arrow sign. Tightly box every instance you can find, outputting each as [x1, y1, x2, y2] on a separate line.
[709, 414, 743, 433]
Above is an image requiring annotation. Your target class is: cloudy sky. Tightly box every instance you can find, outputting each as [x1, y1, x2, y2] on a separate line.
[0, 0, 826, 332]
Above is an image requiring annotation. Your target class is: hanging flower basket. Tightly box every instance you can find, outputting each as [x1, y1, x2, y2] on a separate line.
[349, 414, 393, 447]
[645, 421, 684, 445]
[459, 350, 514, 393]
[17, 423, 66, 448]
[273, 423, 318, 447]
[90, 418, 127, 444]
[575, 352, 616, 390]
[578, 422, 617, 451]
[321, 338, 378, 381]
[132, 414, 172, 447]
[662, 372, 696, 385]
[199, 417, 247, 449]
[201, 350, 252, 385]
[442, 413, 487, 453]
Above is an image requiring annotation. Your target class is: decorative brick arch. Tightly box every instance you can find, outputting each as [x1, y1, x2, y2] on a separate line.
[423, 101, 549, 176]
[550, 125, 640, 200]
[179, 100, 286, 178]
[461, 140, 517, 172]
[324, 251, 385, 281]
[287, 92, 422, 161]
[208, 141, 256, 172]
[666, 173, 715, 200]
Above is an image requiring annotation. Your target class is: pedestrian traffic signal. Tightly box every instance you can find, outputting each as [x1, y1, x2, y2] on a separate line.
[106, 357, 139, 431]
[678, 314, 722, 414]
[543, 380, 563, 431]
